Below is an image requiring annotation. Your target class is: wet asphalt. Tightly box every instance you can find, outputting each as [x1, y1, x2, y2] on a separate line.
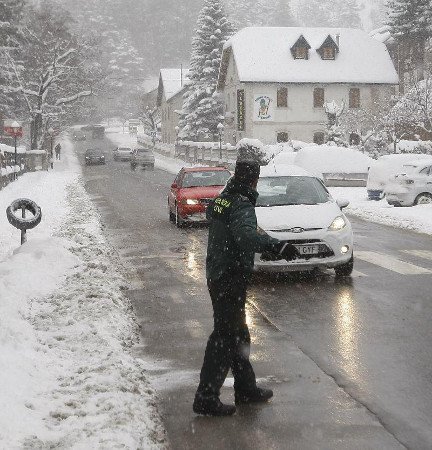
[77, 138, 432, 449]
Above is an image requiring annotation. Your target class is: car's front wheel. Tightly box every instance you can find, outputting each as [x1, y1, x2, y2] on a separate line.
[335, 255, 354, 277]
[414, 193, 432, 205]
[175, 204, 184, 228]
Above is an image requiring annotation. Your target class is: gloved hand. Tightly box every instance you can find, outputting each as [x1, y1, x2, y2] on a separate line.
[275, 242, 300, 261]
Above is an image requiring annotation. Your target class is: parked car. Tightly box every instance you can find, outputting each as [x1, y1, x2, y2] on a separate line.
[85, 148, 105, 165]
[385, 159, 432, 206]
[113, 146, 133, 161]
[168, 167, 231, 227]
[367, 154, 432, 200]
[72, 130, 86, 141]
[131, 147, 155, 170]
[254, 164, 353, 276]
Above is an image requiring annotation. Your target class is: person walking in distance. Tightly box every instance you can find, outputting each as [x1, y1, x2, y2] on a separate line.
[193, 159, 299, 416]
[55, 143, 61, 160]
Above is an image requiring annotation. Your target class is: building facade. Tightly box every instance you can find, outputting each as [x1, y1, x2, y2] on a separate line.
[157, 68, 188, 144]
[218, 27, 399, 145]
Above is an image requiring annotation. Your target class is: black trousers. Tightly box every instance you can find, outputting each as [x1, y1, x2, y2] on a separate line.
[196, 272, 256, 399]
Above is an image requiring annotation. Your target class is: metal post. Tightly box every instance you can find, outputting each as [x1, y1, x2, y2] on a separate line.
[21, 206, 26, 244]
[14, 135, 17, 180]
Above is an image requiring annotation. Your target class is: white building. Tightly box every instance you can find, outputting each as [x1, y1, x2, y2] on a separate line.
[217, 27, 399, 145]
[157, 68, 189, 144]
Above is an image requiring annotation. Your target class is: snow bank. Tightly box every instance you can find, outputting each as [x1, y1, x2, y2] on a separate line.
[0, 139, 166, 448]
[294, 145, 373, 177]
[329, 187, 432, 236]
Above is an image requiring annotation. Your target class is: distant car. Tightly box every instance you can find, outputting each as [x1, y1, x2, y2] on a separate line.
[131, 147, 155, 170]
[73, 130, 86, 141]
[168, 167, 231, 227]
[385, 159, 432, 206]
[91, 125, 105, 139]
[254, 164, 354, 276]
[85, 148, 105, 165]
[367, 154, 432, 200]
[113, 146, 133, 161]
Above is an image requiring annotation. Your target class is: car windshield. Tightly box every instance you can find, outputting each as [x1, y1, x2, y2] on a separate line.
[256, 176, 330, 207]
[86, 149, 101, 155]
[182, 171, 231, 188]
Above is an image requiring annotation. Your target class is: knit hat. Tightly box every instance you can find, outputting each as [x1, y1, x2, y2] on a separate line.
[234, 160, 260, 185]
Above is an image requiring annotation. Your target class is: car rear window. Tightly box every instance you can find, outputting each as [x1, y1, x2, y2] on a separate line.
[182, 171, 231, 188]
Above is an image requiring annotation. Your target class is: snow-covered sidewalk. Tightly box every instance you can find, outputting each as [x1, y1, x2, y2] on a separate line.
[329, 187, 432, 236]
[0, 140, 165, 448]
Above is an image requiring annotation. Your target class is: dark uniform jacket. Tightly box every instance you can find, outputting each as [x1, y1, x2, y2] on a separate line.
[206, 178, 279, 280]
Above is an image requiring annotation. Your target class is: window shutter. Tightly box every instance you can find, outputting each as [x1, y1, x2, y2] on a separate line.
[349, 88, 361, 108]
[314, 88, 325, 108]
[277, 87, 288, 107]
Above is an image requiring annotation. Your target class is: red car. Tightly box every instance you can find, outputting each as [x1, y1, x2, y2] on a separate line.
[168, 167, 232, 227]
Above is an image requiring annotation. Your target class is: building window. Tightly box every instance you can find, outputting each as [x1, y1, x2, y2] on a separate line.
[277, 87, 288, 107]
[295, 47, 308, 59]
[349, 88, 361, 108]
[322, 47, 335, 60]
[313, 88, 325, 108]
[313, 132, 325, 145]
[277, 132, 289, 143]
[349, 133, 361, 145]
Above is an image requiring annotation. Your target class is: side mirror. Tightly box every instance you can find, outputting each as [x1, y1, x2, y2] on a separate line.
[171, 183, 178, 189]
[337, 198, 349, 209]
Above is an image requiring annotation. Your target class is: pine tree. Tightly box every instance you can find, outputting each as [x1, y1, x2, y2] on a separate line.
[387, 0, 431, 39]
[332, 0, 362, 28]
[179, 0, 234, 141]
[0, 0, 25, 115]
[268, 0, 297, 27]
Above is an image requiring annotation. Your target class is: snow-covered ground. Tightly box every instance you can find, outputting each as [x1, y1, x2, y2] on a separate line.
[0, 140, 166, 448]
[330, 187, 432, 235]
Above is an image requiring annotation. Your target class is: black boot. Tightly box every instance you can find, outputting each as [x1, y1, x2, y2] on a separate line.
[193, 395, 236, 416]
[235, 387, 273, 404]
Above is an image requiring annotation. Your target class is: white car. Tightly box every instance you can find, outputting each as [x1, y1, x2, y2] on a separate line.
[254, 164, 354, 276]
[385, 159, 432, 206]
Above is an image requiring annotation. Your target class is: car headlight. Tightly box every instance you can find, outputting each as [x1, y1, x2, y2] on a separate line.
[328, 216, 346, 231]
[185, 199, 199, 205]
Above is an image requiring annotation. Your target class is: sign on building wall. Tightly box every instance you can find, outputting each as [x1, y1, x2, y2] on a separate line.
[237, 89, 245, 131]
[254, 95, 274, 121]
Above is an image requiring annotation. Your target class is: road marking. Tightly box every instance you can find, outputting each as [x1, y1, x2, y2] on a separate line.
[355, 251, 432, 275]
[402, 250, 432, 261]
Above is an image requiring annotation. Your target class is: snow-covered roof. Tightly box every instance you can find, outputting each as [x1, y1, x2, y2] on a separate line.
[157, 68, 189, 104]
[369, 26, 396, 46]
[219, 27, 398, 87]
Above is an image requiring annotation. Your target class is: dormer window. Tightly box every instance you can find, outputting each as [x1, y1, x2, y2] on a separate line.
[317, 35, 339, 60]
[291, 35, 311, 60]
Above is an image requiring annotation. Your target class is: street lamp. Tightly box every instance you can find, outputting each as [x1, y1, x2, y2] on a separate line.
[11, 121, 21, 180]
[217, 122, 224, 163]
[48, 127, 54, 169]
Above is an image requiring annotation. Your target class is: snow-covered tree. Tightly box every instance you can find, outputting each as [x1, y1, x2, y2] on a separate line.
[387, 0, 432, 39]
[332, 0, 362, 28]
[324, 100, 348, 146]
[268, 0, 297, 27]
[179, 0, 234, 141]
[0, 0, 25, 115]
[7, 1, 101, 148]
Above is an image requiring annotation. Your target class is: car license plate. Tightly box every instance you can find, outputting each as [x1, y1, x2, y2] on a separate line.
[295, 245, 319, 255]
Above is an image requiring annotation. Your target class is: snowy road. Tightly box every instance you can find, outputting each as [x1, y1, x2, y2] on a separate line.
[77, 137, 432, 449]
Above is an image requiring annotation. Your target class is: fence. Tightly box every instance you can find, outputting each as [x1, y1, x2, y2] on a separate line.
[0, 147, 49, 190]
[137, 134, 237, 168]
